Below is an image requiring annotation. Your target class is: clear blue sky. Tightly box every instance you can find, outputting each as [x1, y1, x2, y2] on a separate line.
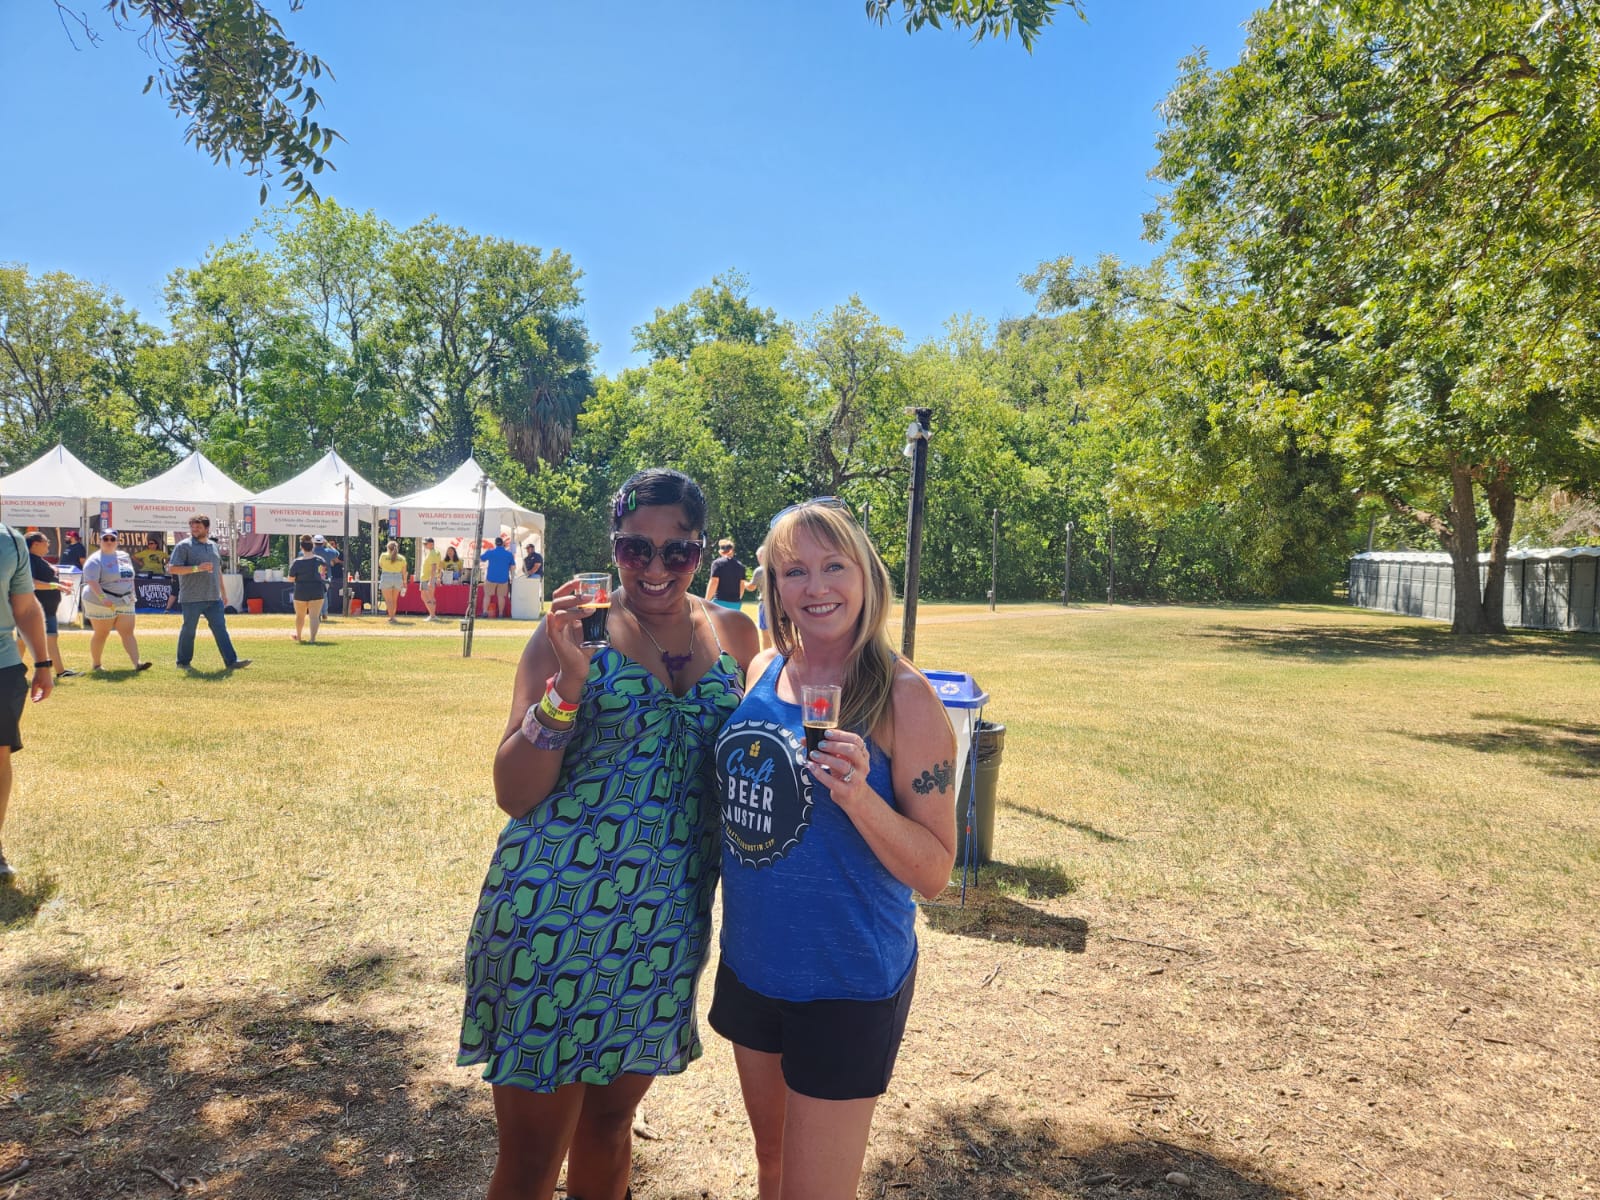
[0, 1, 1252, 375]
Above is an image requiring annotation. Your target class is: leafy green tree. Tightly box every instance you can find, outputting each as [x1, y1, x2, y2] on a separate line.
[1150, 0, 1600, 631]
[0, 263, 167, 479]
[801, 297, 910, 497]
[385, 218, 592, 474]
[632, 270, 783, 363]
[866, 0, 1084, 48]
[54, 0, 338, 201]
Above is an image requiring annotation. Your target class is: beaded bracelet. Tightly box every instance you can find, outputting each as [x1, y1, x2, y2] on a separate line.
[520, 702, 578, 750]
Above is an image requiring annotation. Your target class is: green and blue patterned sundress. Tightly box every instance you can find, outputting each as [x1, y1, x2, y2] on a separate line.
[458, 641, 743, 1092]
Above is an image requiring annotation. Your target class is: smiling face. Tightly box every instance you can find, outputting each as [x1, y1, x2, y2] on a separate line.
[189, 519, 209, 542]
[615, 503, 700, 618]
[772, 526, 865, 648]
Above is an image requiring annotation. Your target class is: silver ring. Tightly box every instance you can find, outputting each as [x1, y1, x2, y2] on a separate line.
[841, 767, 856, 783]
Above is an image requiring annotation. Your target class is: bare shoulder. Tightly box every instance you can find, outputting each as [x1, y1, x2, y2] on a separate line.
[703, 600, 760, 672]
[891, 659, 947, 721]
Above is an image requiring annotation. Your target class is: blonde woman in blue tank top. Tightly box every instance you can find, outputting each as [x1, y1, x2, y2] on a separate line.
[710, 499, 958, 1200]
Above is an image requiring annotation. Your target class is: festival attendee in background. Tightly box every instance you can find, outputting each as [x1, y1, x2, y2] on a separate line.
[706, 538, 749, 611]
[134, 536, 168, 574]
[460, 468, 757, 1200]
[441, 545, 464, 583]
[418, 536, 442, 622]
[20, 533, 78, 678]
[287, 536, 328, 644]
[378, 540, 407, 625]
[710, 499, 957, 1200]
[0, 522, 54, 884]
[169, 514, 249, 672]
[313, 535, 342, 617]
[58, 530, 87, 571]
[750, 543, 772, 652]
[82, 532, 152, 673]
[481, 535, 516, 618]
[523, 540, 544, 616]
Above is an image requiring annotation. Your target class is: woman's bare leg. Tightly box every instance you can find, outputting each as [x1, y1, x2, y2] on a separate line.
[114, 614, 142, 666]
[486, 1081, 586, 1200]
[89, 617, 112, 668]
[565, 1072, 654, 1200]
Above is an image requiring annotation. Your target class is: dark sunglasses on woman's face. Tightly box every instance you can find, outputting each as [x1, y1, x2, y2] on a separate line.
[611, 533, 706, 574]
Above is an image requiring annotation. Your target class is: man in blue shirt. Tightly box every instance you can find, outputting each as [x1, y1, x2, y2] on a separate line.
[169, 514, 249, 672]
[0, 522, 55, 882]
[480, 536, 516, 618]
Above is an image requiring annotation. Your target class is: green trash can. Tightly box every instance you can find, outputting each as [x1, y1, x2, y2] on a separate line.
[955, 721, 1005, 865]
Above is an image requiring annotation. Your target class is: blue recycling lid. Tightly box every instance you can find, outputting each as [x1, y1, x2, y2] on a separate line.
[922, 669, 988, 709]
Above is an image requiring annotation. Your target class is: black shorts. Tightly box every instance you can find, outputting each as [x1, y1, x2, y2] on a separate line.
[0, 663, 29, 752]
[707, 958, 917, 1101]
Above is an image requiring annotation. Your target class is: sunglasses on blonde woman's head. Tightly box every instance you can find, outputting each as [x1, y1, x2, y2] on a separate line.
[768, 496, 850, 530]
[610, 533, 705, 574]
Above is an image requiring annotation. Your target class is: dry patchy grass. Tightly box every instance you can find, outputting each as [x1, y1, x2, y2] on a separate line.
[1, 604, 1596, 1199]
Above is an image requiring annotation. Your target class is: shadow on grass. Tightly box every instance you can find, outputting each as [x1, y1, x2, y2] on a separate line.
[0, 871, 59, 930]
[1203, 623, 1600, 661]
[1406, 712, 1600, 780]
[923, 862, 1086, 952]
[862, 1100, 1288, 1199]
[0, 948, 493, 1199]
[1007, 803, 1130, 843]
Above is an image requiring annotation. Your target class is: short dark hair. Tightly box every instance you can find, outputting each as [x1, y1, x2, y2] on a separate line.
[25, 532, 46, 549]
[189, 514, 210, 527]
[611, 468, 707, 535]
[299, 535, 314, 550]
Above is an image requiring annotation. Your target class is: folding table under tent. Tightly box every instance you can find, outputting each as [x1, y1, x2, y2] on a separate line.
[389, 458, 546, 620]
[246, 449, 393, 615]
[0, 443, 126, 531]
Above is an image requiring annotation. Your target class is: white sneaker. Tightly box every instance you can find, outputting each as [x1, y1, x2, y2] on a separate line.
[0, 845, 14, 883]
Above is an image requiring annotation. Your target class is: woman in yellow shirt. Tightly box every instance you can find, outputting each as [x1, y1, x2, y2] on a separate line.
[378, 540, 407, 624]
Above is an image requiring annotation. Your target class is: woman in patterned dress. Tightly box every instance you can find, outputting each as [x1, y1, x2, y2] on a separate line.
[460, 469, 758, 1200]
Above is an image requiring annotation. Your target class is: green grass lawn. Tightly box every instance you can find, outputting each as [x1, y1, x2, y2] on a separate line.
[2, 603, 1597, 1199]
[5, 603, 1598, 977]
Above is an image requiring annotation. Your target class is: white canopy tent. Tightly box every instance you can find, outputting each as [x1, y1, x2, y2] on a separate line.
[0, 443, 125, 528]
[102, 450, 253, 532]
[389, 458, 545, 550]
[245, 449, 393, 534]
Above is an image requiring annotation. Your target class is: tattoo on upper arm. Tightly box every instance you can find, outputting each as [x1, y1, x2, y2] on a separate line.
[911, 760, 955, 795]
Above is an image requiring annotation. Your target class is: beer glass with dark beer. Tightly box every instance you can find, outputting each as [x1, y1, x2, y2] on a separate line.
[574, 572, 612, 648]
[801, 683, 841, 756]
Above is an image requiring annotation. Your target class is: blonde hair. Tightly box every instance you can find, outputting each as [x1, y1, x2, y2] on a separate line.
[764, 503, 898, 737]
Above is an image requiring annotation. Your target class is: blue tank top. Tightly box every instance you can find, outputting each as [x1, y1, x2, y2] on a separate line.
[715, 658, 917, 1002]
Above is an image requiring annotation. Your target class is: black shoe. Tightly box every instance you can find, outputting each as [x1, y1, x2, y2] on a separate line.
[230, 659, 252, 670]
[135, 662, 153, 672]
[55, 668, 80, 678]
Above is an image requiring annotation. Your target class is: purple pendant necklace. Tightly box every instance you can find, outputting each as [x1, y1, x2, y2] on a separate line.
[634, 600, 696, 675]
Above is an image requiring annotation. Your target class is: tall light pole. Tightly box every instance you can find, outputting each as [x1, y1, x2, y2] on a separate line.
[900, 408, 932, 660]
[988, 507, 999, 612]
[463, 474, 489, 658]
[1063, 521, 1073, 605]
